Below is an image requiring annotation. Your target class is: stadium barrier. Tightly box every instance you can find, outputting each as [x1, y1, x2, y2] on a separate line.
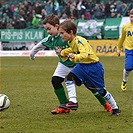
[0, 50, 57, 57]
[0, 40, 125, 57]
[89, 40, 124, 56]
[0, 29, 45, 42]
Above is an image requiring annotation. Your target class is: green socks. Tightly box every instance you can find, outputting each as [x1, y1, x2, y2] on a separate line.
[55, 88, 106, 105]
[54, 87, 68, 104]
[90, 90, 106, 105]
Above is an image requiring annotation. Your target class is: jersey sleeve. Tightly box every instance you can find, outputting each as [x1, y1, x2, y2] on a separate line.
[30, 35, 53, 60]
[70, 43, 88, 63]
[41, 35, 54, 48]
[117, 25, 126, 53]
[60, 38, 89, 63]
[60, 47, 73, 56]
[30, 41, 47, 60]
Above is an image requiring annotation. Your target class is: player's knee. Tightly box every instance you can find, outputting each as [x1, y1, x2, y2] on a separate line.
[125, 68, 132, 72]
[51, 76, 64, 89]
[100, 89, 107, 97]
[67, 72, 82, 86]
[67, 72, 74, 81]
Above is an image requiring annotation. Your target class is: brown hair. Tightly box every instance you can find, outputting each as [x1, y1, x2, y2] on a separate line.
[130, 9, 133, 15]
[59, 20, 77, 35]
[42, 14, 60, 26]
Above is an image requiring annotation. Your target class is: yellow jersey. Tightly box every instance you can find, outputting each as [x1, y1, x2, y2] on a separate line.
[60, 36, 99, 64]
[117, 22, 133, 53]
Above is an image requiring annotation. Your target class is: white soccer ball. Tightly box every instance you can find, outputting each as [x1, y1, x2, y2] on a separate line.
[0, 94, 10, 111]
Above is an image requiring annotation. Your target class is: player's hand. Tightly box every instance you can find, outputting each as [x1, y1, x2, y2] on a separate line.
[55, 46, 62, 55]
[116, 52, 120, 56]
[68, 53, 75, 59]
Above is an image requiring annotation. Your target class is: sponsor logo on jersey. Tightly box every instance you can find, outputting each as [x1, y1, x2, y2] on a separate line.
[127, 31, 133, 36]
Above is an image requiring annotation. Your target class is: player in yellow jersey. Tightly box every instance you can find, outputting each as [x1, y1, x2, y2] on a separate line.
[117, 9, 133, 91]
[56, 20, 120, 116]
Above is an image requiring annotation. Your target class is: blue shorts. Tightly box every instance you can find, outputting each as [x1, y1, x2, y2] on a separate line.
[125, 49, 133, 71]
[70, 62, 105, 94]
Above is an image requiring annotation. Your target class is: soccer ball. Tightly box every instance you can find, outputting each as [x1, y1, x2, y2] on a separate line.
[0, 94, 10, 111]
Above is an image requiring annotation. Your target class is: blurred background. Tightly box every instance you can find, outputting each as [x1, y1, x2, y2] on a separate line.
[0, 0, 132, 52]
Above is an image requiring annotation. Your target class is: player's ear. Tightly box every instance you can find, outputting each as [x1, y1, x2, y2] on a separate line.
[55, 24, 59, 28]
[70, 30, 74, 35]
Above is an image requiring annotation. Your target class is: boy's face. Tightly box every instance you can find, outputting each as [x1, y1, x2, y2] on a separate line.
[43, 23, 58, 36]
[130, 14, 133, 24]
[58, 27, 72, 42]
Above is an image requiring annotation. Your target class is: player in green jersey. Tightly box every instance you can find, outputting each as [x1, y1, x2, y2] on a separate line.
[30, 14, 112, 114]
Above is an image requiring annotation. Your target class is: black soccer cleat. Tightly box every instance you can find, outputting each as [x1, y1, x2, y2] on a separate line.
[111, 108, 121, 116]
[59, 101, 78, 110]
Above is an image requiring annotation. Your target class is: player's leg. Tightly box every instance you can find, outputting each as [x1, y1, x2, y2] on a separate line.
[63, 80, 78, 110]
[72, 64, 112, 112]
[54, 63, 78, 110]
[51, 76, 70, 114]
[121, 50, 133, 91]
[66, 72, 111, 111]
[75, 62, 119, 116]
[100, 89, 120, 116]
[52, 76, 68, 104]
[88, 62, 120, 116]
[59, 73, 79, 110]
[51, 63, 69, 114]
[121, 69, 130, 91]
[51, 62, 77, 114]
[62, 64, 112, 112]
[89, 89, 112, 112]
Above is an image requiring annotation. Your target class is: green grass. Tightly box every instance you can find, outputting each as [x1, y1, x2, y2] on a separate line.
[0, 56, 133, 133]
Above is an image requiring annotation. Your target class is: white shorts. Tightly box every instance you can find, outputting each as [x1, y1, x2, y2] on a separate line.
[53, 62, 74, 79]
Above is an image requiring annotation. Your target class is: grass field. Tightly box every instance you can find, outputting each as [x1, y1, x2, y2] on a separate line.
[0, 56, 132, 133]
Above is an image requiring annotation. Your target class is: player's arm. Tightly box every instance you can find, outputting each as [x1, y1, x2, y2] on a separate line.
[60, 47, 73, 57]
[30, 42, 46, 60]
[30, 36, 53, 60]
[117, 25, 126, 56]
[69, 43, 88, 63]
[56, 46, 73, 56]
[55, 47, 73, 62]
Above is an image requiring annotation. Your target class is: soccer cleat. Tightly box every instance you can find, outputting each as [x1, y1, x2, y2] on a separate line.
[103, 102, 112, 112]
[111, 108, 121, 116]
[59, 101, 78, 110]
[51, 107, 70, 114]
[121, 81, 127, 91]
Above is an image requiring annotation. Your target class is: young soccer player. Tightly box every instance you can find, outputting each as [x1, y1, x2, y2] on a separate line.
[117, 9, 133, 91]
[56, 20, 120, 116]
[30, 14, 112, 114]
